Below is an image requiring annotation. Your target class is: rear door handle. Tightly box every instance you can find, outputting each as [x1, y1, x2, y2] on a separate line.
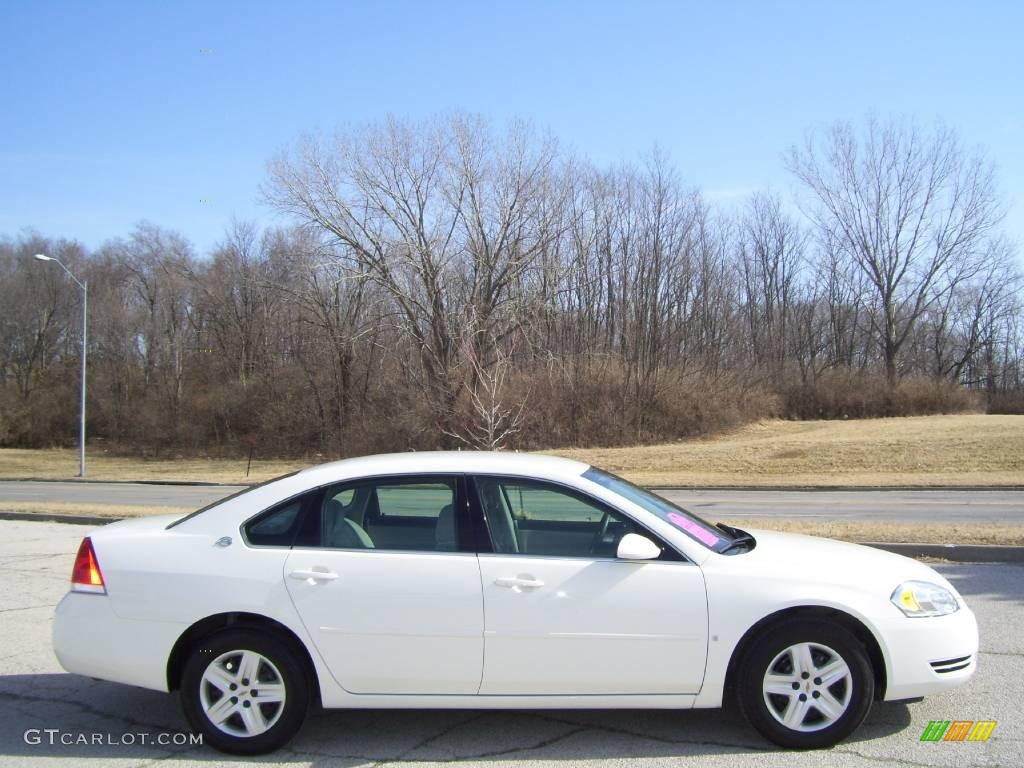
[289, 568, 339, 582]
[495, 576, 544, 589]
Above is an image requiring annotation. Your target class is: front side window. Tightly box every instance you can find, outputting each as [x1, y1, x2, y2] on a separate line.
[473, 476, 676, 559]
[318, 476, 459, 552]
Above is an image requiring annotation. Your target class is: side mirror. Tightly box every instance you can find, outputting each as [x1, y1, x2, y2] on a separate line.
[616, 533, 661, 561]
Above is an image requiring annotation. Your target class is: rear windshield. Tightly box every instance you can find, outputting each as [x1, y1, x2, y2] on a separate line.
[165, 471, 301, 529]
[582, 467, 732, 552]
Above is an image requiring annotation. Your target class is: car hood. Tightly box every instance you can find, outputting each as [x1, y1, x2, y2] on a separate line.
[723, 527, 958, 595]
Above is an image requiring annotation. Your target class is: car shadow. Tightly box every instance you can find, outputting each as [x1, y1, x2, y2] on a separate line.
[0, 673, 913, 763]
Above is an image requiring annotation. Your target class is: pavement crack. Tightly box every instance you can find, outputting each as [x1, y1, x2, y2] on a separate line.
[390, 712, 487, 762]
[130, 744, 208, 767]
[832, 746, 964, 767]
[531, 712, 767, 751]
[0, 604, 54, 614]
[431, 725, 590, 761]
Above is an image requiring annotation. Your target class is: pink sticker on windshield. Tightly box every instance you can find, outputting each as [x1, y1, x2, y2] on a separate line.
[667, 512, 721, 546]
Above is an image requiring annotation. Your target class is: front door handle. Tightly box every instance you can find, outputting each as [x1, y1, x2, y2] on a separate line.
[495, 576, 544, 589]
[289, 568, 339, 582]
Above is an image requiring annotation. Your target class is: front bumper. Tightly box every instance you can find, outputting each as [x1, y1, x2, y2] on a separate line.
[53, 591, 185, 692]
[879, 603, 979, 701]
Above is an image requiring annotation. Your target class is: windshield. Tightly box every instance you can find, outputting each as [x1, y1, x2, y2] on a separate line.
[582, 467, 733, 552]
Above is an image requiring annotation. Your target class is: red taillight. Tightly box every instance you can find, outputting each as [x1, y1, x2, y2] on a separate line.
[71, 537, 106, 594]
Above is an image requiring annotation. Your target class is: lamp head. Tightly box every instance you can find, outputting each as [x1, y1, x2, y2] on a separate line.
[33, 254, 52, 262]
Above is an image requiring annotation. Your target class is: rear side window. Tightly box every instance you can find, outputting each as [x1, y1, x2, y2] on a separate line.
[316, 476, 461, 552]
[243, 499, 305, 547]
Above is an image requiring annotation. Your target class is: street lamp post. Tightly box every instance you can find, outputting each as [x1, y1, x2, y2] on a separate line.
[33, 254, 88, 478]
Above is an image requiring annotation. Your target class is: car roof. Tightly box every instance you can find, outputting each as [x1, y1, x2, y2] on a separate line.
[296, 450, 591, 485]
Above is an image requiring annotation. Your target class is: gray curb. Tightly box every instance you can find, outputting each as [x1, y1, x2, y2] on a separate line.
[0, 511, 123, 526]
[3, 511, 1023, 563]
[863, 542, 1024, 562]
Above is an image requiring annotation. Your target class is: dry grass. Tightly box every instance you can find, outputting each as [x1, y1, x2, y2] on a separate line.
[721, 517, 1024, 546]
[549, 414, 1024, 486]
[0, 449, 309, 483]
[0, 501, 191, 518]
[1, 414, 1022, 487]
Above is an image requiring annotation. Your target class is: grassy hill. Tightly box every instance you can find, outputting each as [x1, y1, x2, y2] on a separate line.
[1, 414, 1021, 487]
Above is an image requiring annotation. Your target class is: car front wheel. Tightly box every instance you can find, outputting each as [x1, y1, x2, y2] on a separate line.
[737, 619, 875, 749]
[180, 629, 309, 754]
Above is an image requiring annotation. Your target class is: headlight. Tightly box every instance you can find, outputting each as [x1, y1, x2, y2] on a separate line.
[891, 581, 960, 618]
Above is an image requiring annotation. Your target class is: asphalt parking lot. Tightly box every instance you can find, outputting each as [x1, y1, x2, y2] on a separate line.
[0, 519, 1021, 767]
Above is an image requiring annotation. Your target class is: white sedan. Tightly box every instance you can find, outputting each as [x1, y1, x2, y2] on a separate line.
[53, 452, 978, 754]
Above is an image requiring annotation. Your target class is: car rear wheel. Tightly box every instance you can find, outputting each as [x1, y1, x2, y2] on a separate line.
[737, 619, 874, 749]
[181, 629, 309, 754]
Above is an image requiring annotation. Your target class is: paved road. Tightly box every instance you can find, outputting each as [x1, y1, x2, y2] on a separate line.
[0, 480, 239, 510]
[659, 489, 1024, 524]
[1, 480, 1023, 524]
[0, 519, 1020, 767]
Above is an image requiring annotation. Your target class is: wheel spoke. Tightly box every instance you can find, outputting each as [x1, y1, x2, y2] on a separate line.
[203, 664, 237, 693]
[764, 673, 798, 696]
[239, 702, 269, 736]
[813, 689, 847, 722]
[238, 651, 262, 684]
[782, 696, 809, 728]
[253, 682, 285, 704]
[817, 658, 850, 687]
[206, 694, 237, 724]
[794, 643, 816, 677]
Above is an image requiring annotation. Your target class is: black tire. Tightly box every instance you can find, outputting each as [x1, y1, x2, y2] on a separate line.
[180, 629, 309, 755]
[736, 619, 875, 749]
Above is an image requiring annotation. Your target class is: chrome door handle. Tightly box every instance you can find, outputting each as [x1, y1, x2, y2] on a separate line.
[495, 576, 544, 589]
[289, 569, 339, 581]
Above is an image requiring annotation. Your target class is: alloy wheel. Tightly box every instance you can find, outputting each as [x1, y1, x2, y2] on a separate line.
[761, 641, 853, 732]
[199, 649, 287, 738]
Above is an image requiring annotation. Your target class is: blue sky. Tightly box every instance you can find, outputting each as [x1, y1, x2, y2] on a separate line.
[2, 0, 1022, 256]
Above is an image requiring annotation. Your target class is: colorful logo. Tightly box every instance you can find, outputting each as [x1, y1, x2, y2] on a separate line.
[920, 720, 996, 742]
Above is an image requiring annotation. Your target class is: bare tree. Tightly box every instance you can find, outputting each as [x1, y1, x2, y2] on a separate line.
[263, 114, 562, 441]
[738, 191, 805, 382]
[788, 117, 1004, 384]
[442, 327, 527, 450]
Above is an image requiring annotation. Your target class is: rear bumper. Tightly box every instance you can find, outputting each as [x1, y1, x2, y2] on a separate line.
[880, 605, 979, 701]
[53, 592, 185, 692]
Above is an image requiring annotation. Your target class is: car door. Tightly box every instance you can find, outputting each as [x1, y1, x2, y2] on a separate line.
[473, 475, 708, 695]
[282, 474, 484, 695]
